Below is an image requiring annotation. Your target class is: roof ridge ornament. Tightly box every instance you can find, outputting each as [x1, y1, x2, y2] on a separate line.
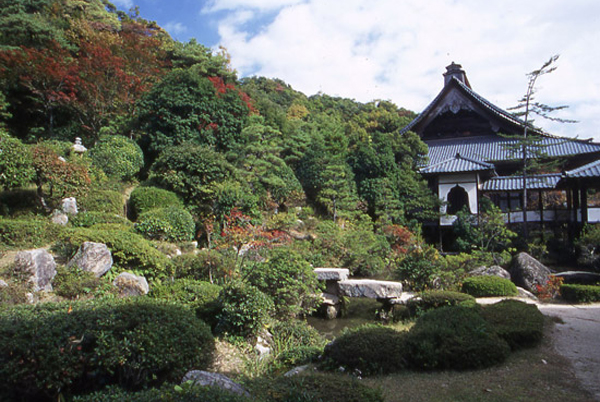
[443, 62, 471, 88]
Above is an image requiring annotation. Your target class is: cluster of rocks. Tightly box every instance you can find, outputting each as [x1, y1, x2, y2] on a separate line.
[7, 241, 150, 301]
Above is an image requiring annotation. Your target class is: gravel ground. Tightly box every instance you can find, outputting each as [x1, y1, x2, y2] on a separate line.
[479, 297, 600, 401]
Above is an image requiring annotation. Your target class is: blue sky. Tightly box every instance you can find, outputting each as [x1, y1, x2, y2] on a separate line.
[112, 0, 600, 141]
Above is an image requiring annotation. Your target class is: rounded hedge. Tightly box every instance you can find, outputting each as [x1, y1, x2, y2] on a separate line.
[406, 290, 476, 317]
[79, 189, 125, 215]
[90, 135, 144, 180]
[150, 279, 221, 311]
[561, 284, 600, 303]
[405, 306, 510, 370]
[323, 324, 407, 375]
[481, 299, 544, 350]
[69, 211, 132, 228]
[462, 275, 518, 297]
[128, 186, 183, 219]
[135, 207, 195, 242]
[0, 217, 63, 249]
[0, 298, 214, 401]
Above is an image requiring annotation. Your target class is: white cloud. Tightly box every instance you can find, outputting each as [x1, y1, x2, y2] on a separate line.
[163, 21, 188, 37]
[206, 0, 600, 140]
[111, 0, 134, 8]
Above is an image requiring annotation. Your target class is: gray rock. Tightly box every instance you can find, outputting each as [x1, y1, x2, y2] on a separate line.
[61, 197, 78, 215]
[509, 252, 552, 292]
[67, 242, 113, 277]
[182, 370, 250, 397]
[0, 279, 8, 288]
[51, 210, 69, 226]
[338, 279, 403, 299]
[113, 272, 149, 296]
[314, 268, 350, 281]
[284, 364, 311, 377]
[554, 271, 600, 285]
[469, 265, 511, 280]
[13, 249, 57, 292]
[517, 286, 539, 301]
[320, 292, 340, 305]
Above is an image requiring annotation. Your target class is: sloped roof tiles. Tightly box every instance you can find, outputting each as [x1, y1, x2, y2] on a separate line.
[481, 174, 562, 191]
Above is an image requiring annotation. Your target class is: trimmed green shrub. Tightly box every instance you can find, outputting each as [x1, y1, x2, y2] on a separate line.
[57, 228, 173, 280]
[52, 266, 102, 299]
[462, 275, 518, 297]
[90, 135, 144, 181]
[396, 244, 446, 291]
[135, 207, 195, 242]
[405, 306, 510, 370]
[481, 300, 544, 350]
[70, 211, 132, 228]
[323, 324, 406, 375]
[0, 217, 63, 249]
[561, 284, 600, 303]
[129, 186, 183, 219]
[0, 131, 35, 190]
[406, 290, 476, 316]
[73, 383, 252, 402]
[0, 298, 215, 401]
[244, 248, 319, 318]
[216, 281, 275, 338]
[150, 279, 221, 312]
[79, 189, 125, 215]
[172, 250, 233, 282]
[275, 345, 323, 369]
[250, 372, 384, 402]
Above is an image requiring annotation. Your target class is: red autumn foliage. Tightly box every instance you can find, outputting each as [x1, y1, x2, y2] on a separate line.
[382, 224, 415, 254]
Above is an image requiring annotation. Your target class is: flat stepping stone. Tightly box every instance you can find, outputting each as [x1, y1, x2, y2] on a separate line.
[338, 279, 403, 299]
[314, 268, 349, 281]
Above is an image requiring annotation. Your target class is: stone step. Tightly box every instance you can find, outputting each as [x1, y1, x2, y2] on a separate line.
[314, 268, 350, 281]
[338, 279, 403, 299]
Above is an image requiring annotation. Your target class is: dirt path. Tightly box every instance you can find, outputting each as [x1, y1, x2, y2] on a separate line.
[537, 303, 600, 401]
[479, 297, 600, 401]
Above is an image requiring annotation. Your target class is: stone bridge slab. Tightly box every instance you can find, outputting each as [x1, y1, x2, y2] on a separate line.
[314, 268, 350, 281]
[338, 279, 403, 299]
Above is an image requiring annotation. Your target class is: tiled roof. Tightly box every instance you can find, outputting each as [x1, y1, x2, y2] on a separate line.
[565, 159, 600, 178]
[426, 135, 600, 166]
[481, 174, 562, 191]
[420, 153, 494, 174]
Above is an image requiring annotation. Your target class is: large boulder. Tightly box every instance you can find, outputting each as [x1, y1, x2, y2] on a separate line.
[554, 271, 600, 285]
[13, 249, 57, 292]
[469, 265, 511, 280]
[182, 370, 250, 397]
[61, 197, 78, 215]
[112, 272, 149, 296]
[509, 252, 551, 292]
[67, 242, 113, 277]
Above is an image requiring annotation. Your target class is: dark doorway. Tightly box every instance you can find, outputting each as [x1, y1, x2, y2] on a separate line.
[447, 185, 470, 214]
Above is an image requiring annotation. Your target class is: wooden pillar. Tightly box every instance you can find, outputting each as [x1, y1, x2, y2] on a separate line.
[582, 183, 588, 224]
[539, 190, 544, 228]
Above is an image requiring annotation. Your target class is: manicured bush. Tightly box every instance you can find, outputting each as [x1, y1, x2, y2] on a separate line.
[173, 250, 233, 282]
[216, 281, 275, 338]
[481, 300, 544, 350]
[135, 207, 195, 242]
[461, 275, 518, 297]
[0, 217, 63, 249]
[57, 228, 173, 280]
[78, 189, 125, 215]
[406, 290, 476, 316]
[250, 372, 384, 402]
[244, 248, 319, 318]
[323, 324, 407, 375]
[561, 284, 600, 303]
[52, 266, 102, 299]
[405, 306, 510, 370]
[275, 345, 323, 369]
[128, 186, 183, 219]
[0, 298, 215, 401]
[73, 383, 252, 402]
[150, 279, 221, 312]
[90, 135, 144, 181]
[69, 211, 132, 228]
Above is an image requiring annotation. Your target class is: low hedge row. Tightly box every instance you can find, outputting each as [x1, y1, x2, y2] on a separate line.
[0, 217, 63, 249]
[69, 211, 132, 228]
[128, 186, 183, 220]
[0, 298, 214, 401]
[462, 275, 518, 297]
[135, 207, 195, 242]
[150, 279, 221, 317]
[406, 290, 476, 316]
[561, 284, 600, 303]
[324, 300, 543, 375]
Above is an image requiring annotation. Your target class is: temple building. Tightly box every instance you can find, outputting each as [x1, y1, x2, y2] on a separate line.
[401, 62, 600, 242]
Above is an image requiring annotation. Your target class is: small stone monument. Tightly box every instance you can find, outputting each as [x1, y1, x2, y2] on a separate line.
[71, 137, 87, 154]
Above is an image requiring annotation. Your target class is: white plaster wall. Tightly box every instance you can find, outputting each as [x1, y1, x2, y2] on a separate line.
[439, 181, 478, 215]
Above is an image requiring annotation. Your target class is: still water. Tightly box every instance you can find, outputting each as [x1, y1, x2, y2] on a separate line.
[307, 298, 381, 339]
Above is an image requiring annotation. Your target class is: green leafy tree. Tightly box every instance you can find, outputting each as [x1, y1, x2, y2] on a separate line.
[317, 162, 358, 223]
[0, 130, 34, 189]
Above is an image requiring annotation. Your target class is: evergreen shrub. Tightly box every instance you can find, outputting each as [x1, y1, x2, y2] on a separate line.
[216, 281, 274, 338]
[323, 324, 407, 375]
[78, 189, 124, 215]
[481, 299, 544, 350]
[52, 266, 102, 299]
[0, 298, 214, 401]
[69, 211, 131, 228]
[462, 275, 518, 297]
[173, 250, 232, 282]
[135, 207, 195, 242]
[149, 279, 221, 314]
[406, 290, 476, 316]
[0, 217, 63, 249]
[250, 372, 384, 402]
[561, 284, 600, 303]
[89, 135, 144, 181]
[405, 306, 510, 370]
[58, 228, 172, 280]
[128, 186, 183, 219]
